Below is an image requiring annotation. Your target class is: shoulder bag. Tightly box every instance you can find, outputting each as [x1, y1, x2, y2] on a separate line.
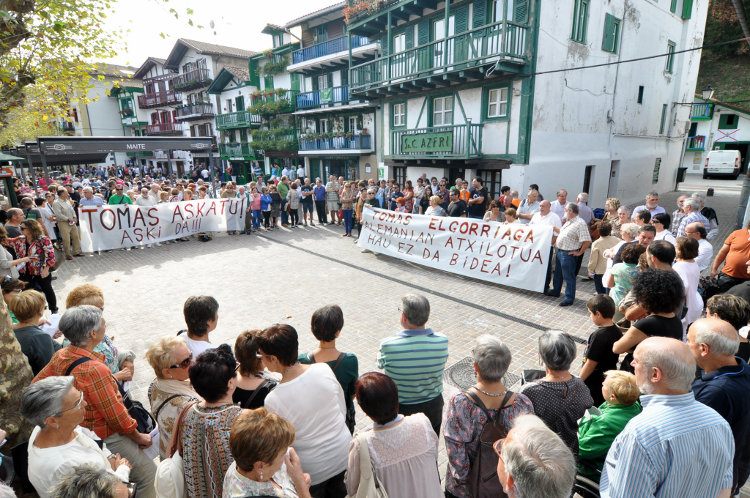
[155, 401, 196, 498]
[308, 352, 355, 432]
[347, 432, 388, 498]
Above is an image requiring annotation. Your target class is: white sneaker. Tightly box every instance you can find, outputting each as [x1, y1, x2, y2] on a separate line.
[155, 242, 162, 247]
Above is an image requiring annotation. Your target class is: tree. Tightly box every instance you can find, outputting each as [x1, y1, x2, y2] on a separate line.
[0, 0, 124, 145]
[731, 0, 750, 50]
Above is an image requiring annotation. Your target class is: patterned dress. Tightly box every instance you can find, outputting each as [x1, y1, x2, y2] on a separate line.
[181, 403, 243, 498]
[443, 391, 534, 497]
[0, 299, 34, 451]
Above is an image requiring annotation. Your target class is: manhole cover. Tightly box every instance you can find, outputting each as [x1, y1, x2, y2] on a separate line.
[444, 356, 521, 390]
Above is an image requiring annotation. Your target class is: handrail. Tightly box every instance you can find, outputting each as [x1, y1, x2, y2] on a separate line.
[216, 110, 261, 128]
[391, 123, 481, 158]
[296, 86, 350, 109]
[292, 35, 371, 64]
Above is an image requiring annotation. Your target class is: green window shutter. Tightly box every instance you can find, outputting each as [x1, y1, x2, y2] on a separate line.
[572, 0, 589, 43]
[601, 14, 619, 53]
[454, 4, 470, 63]
[473, 0, 487, 28]
[264, 75, 274, 90]
[454, 4, 469, 33]
[340, 69, 348, 86]
[417, 19, 430, 70]
[682, 0, 693, 19]
[290, 73, 300, 92]
[670, 0, 677, 13]
[405, 24, 414, 49]
[514, 0, 529, 23]
[659, 104, 668, 134]
[327, 73, 334, 89]
[248, 60, 260, 86]
[380, 34, 390, 56]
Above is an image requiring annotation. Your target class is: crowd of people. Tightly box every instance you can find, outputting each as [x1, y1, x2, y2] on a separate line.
[2, 166, 750, 498]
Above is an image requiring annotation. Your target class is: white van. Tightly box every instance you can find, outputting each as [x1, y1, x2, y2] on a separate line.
[704, 149, 742, 179]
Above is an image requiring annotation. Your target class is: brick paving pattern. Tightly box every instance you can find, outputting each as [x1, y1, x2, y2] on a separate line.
[46, 179, 745, 490]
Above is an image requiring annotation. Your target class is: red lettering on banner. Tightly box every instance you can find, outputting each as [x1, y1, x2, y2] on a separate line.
[449, 253, 459, 265]
[500, 230, 512, 241]
[115, 207, 131, 230]
[171, 205, 184, 223]
[205, 202, 217, 216]
[196, 203, 206, 217]
[531, 249, 543, 264]
[147, 208, 159, 226]
[120, 231, 133, 244]
[228, 199, 239, 215]
[219, 199, 228, 215]
[525, 231, 535, 243]
[100, 210, 116, 231]
[480, 224, 490, 238]
[82, 210, 97, 233]
[132, 209, 146, 228]
[444, 236, 454, 248]
[397, 242, 414, 255]
[184, 203, 194, 219]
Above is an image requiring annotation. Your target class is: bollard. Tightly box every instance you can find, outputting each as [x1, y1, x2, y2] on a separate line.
[707, 188, 714, 197]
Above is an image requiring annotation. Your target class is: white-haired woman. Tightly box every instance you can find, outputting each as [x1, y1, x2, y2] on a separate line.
[20, 376, 132, 498]
[519, 331, 593, 455]
[443, 335, 534, 498]
[145, 336, 200, 460]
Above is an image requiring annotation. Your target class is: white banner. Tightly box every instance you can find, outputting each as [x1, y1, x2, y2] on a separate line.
[356, 208, 553, 292]
[79, 198, 246, 252]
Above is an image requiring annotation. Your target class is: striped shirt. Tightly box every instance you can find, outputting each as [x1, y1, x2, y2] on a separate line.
[377, 328, 449, 405]
[600, 393, 734, 498]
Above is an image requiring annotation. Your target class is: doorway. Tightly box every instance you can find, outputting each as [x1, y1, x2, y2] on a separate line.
[607, 161, 619, 198]
[721, 143, 749, 173]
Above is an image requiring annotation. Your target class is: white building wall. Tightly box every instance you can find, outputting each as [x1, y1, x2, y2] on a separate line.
[507, 0, 709, 208]
[682, 105, 750, 174]
[83, 80, 124, 137]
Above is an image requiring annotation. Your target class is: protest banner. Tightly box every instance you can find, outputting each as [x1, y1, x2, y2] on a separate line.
[79, 198, 247, 252]
[356, 208, 554, 292]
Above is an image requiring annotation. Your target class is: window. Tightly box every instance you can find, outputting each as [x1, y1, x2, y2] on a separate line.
[432, 96, 453, 126]
[494, 0, 529, 23]
[393, 102, 406, 127]
[477, 170, 502, 199]
[637, 86, 644, 104]
[601, 14, 621, 53]
[393, 33, 406, 53]
[670, 0, 678, 13]
[485, 86, 509, 119]
[349, 116, 358, 132]
[665, 41, 676, 73]
[659, 104, 668, 134]
[315, 26, 328, 43]
[320, 118, 329, 133]
[317, 74, 330, 90]
[393, 166, 406, 187]
[652, 158, 662, 184]
[583, 165, 594, 193]
[571, 0, 589, 44]
[719, 114, 739, 129]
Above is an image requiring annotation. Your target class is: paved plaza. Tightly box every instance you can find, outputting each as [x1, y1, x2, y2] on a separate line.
[45, 177, 747, 486]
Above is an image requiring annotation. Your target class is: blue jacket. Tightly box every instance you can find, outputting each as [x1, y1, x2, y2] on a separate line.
[260, 194, 272, 211]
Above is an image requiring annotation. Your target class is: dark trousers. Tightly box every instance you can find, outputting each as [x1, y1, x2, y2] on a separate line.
[717, 272, 750, 294]
[22, 273, 57, 313]
[594, 274, 607, 294]
[315, 201, 328, 224]
[280, 199, 288, 224]
[551, 249, 577, 303]
[290, 208, 299, 226]
[309, 470, 346, 498]
[400, 395, 444, 435]
[544, 246, 554, 291]
[575, 253, 585, 276]
[262, 211, 271, 228]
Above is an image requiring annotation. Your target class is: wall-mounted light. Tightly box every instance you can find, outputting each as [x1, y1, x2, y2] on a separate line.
[701, 86, 714, 101]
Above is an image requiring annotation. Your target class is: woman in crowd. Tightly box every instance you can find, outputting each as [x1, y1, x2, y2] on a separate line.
[180, 344, 243, 497]
[270, 184, 282, 229]
[413, 179, 426, 214]
[298, 305, 358, 434]
[346, 372, 441, 498]
[183, 188, 194, 201]
[261, 186, 272, 229]
[602, 223, 639, 293]
[674, 236, 703, 332]
[503, 207, 518, 224]
[65, 284, 134, 384]
[145, 336, 200, 460]
[519, 330, 593, 454]
[607, 243, 646, 309]
[425, 195, 446, 217]
[402, 180, 414, 213]
[38, 194, 58, 245]
[444, 335, 534, 497]
[11, 290, 59, 375]
[234, 329, 277, 409]
[588, 221, 620, 294]
[611, 207, 631, 239]
[249, 184, 262, 231]
[9, 219, 57, 314]
[613, 269, 685, 371]
[340, 182, 355, 237]
[1, 276, 24, 323]
[482, 200, 505, 223]
[20, 377, 132, 498]
[51, 464, 133, 498]
[652, 212, 676, 244]
[418, 186, 433, 214]
[257, 324, 351, 497]
[223, 408, 312, 498]
[0, 225, 30, 279]
[287, 180, 301, 228]
[603, 198, 621, 230]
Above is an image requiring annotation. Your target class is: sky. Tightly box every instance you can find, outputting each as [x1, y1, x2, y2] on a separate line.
[103, 0, 340, 68]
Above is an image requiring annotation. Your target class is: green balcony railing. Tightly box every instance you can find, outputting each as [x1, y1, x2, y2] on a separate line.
[219, 142, 256, 159]
[216, 111, 262, 130]
[351, 20, 527, 93]
[390, 123, 482, 159]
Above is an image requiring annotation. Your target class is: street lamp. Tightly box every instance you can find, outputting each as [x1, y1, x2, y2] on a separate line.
[701, 86, 714, 101]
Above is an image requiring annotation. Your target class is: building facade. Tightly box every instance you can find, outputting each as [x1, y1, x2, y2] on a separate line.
[346, 0, 708, 205]
[681, 99, 750, 176]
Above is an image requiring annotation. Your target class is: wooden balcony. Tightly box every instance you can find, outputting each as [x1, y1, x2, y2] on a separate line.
[390, 123, 482, 159]
[138, 90, 182, 109]
[296, 86, 350, 110]
[691, 103, 713, 121]
[215, 110, 262, 130]
[146, 122, 184, 135]
[350, 20, 528, 97]
[686, 135, 706, 151]
[250, 90, 297, 115]
[219, 142, 256, 160]
[175, 103, 215, 121]
[173, 68, 212, 91]
[299, 134, 372, 153]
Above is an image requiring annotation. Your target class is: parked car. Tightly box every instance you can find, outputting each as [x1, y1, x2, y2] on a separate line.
[704, 149, 742, 179]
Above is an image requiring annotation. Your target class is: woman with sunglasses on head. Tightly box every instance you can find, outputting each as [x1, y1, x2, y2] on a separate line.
[145, 336, 200, 460]
[8, 219, 57, 314]
[21, 376, 133, 498]
[1, 275, 25, 323]
[233, 330, 277, 409]
[0, 225, 32, 280]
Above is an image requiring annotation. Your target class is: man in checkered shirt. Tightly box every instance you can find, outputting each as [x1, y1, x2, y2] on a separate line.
[545, 203, 592, 306]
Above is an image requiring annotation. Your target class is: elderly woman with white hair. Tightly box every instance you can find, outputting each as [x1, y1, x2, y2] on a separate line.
[145, 336, 200, 460]
[33, 305, 156, 498]
[51, 463, 134, 498]
[519, 331, 593, 455]
[443, 335, 534, 498]
[20, 376, 132, 498]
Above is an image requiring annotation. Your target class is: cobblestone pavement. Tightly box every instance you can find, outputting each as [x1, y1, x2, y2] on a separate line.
[46, 178, 745, 488]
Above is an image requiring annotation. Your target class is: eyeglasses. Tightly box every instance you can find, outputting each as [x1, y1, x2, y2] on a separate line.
[169, 353, 192, 369]
[493, 438, 505, 458]
[60, 391, 84, 414]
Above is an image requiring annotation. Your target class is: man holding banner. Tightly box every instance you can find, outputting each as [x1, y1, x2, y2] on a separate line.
[546, 203, 591, 306]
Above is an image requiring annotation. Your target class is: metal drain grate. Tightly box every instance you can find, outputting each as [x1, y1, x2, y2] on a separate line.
[444, 356, 521, 390]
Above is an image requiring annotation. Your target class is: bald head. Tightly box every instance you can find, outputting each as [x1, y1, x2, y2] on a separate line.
[539, 199, 551, 215]
[686, 221, 706, 240]
[688, 318, 740, 371]
[635, 337, 696, 394]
